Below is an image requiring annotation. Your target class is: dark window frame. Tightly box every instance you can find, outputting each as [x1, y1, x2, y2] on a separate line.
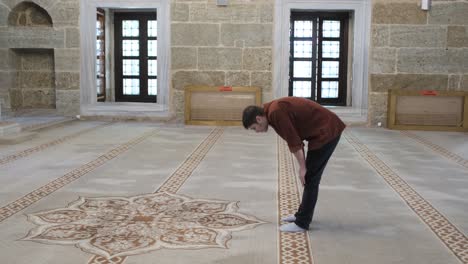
[289, 11, 349, 106]
[114, 12, 157, 103]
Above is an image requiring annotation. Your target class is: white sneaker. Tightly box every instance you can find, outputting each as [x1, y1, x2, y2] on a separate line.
[279, 223, 306, 233]
[281, 215, 296, 222]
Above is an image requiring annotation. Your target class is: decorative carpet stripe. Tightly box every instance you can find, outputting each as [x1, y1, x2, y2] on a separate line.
[401, 131, 468, 170]
[0, 122, 112, 166]
[344, 131, 468, 264]
[87, 127, 224, 264]
[277, 137, 314, 264]
[156, 127, 224, 193]
[0, 128, 160, 224]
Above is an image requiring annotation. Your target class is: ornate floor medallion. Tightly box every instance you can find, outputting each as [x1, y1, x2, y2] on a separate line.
[0, 127, 160, 224]
[23, 192, 264, 259]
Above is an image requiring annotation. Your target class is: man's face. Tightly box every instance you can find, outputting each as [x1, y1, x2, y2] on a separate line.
[248, 116, 269, 133]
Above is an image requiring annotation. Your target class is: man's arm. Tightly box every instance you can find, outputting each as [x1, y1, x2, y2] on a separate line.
[292, 148, 306, 186]
[269, 108, 304, 153]
[269, 106, 306, 185]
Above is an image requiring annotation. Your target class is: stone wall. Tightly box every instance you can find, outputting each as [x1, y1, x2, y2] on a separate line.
[0, 0, 80, 116]
[370, 0, 468, 126]
[10, 49, 55, 109]
[7, 1, 52, 27]
[0, 49, 14, 115]
[47, 0, 81, 116]
[0, 1, 57, 112]
[2, 0, 466, 123]
[171, 0, 274, 120]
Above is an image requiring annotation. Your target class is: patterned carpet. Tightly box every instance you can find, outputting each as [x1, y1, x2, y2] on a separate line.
[0, 121, 466, 264]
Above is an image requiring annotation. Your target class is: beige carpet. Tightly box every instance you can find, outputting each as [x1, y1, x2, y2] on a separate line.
[0, 121, 466, 264]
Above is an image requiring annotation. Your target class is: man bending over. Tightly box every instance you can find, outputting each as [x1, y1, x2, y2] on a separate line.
[242, 96, 345, 232]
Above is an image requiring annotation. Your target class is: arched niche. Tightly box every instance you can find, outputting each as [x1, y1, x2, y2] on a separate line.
[8, 1, 52, 27]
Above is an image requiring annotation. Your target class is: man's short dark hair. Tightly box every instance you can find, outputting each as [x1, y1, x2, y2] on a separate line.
[242, 105, 264, 129]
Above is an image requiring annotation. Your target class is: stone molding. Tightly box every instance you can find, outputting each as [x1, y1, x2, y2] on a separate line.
[79, 0, 171, 117]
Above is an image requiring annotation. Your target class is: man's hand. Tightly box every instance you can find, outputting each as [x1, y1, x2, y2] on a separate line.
[292, 148, 307, 187]
[299, 166, 306, 186]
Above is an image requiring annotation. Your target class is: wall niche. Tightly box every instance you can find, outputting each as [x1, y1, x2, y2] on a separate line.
[5, 3, 56, 111]
[9, 49, 56, 110]
[8, 2, 52, 27]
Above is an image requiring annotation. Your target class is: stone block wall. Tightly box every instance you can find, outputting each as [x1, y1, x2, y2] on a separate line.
[2, 0, 466, 123]
[10, 49, 55, 109]
[7, 1, 52, 27]
[0, 49, 15, 115]
[370, 0, 468, 126]
[0, 0, 79, 116]
[171, 0, 274, 120]
[48, 0, 81, 116]
[0, 1, 58, 113]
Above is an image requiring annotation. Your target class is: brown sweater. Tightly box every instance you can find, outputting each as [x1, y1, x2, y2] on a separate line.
[264, 97, 346, 152]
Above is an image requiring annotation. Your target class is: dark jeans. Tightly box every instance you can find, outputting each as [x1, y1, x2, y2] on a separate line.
[294, 135, 341, 229]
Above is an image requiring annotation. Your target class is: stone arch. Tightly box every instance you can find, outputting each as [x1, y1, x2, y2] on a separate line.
[8, 1, 52, 27]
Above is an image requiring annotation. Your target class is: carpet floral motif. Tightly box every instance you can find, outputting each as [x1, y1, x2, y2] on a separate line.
[23, 192, 264, 258]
